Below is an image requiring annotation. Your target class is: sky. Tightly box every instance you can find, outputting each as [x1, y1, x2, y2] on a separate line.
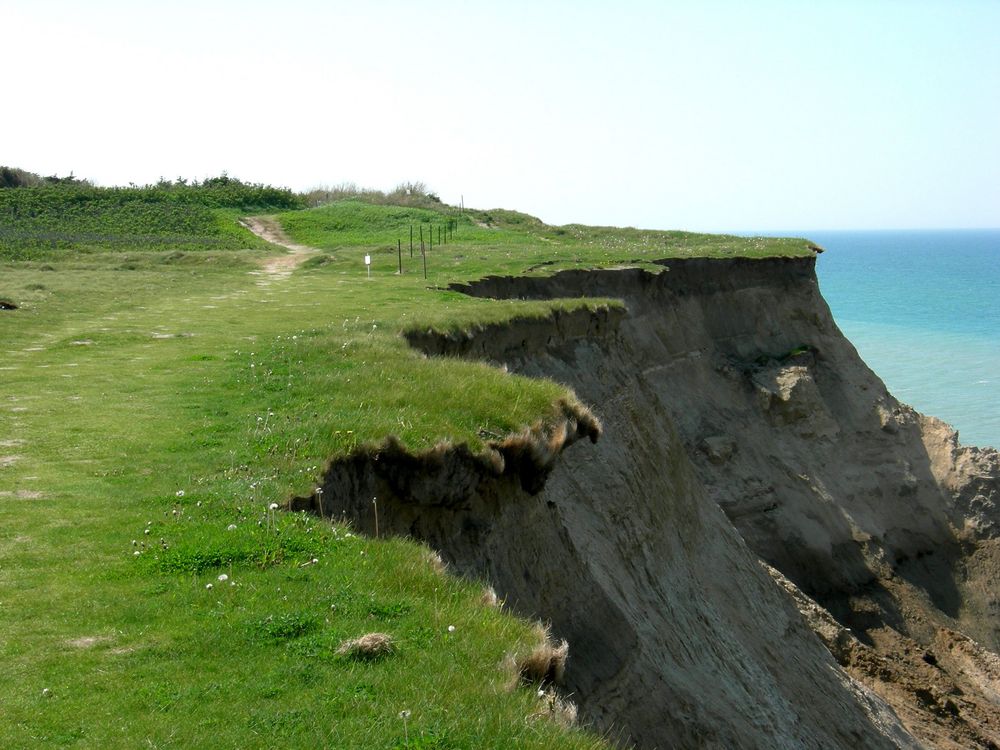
[3, 0, 998, 232]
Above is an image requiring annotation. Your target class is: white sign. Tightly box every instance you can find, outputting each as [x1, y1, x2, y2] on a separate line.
[364, 255, 371, 265]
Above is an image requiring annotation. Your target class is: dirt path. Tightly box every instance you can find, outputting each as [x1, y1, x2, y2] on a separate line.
[241, 216, 318, 283]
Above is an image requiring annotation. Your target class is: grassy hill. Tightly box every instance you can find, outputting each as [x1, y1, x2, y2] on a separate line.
[0, 177, 302, 259]
[0, 180, 813, 747]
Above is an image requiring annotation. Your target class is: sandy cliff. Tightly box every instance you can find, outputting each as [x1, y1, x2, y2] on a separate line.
[315, 257, 1000, 748]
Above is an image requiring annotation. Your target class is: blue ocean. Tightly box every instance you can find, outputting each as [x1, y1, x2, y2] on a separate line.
[806, 229, 1000, 450]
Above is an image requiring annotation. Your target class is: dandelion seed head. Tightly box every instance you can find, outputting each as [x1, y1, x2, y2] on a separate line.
[227, 524, 238, 531]
[175, 490, 185, 497]
[269, 503, 279, 511]
[217, 574, 229, 582]
[205, 583, 213, 590]
[447, 625, 456, 633]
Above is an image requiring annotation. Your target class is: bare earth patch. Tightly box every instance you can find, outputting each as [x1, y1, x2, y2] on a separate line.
[16, 490, 43, 499]
[0, 455, 21, 468]
[242, 215, 318, 284]
[67, 636, 113, 649]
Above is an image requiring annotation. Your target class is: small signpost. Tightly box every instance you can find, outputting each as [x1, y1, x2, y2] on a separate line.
[364, 254, 371, 279]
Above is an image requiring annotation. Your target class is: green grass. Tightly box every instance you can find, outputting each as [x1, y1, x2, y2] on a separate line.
[0, 181, 301, 259]
[278, 199, 813, 276]
[0, 189, 813, 748]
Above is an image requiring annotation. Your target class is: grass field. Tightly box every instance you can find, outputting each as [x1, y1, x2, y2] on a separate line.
[0, 186, 813, 748]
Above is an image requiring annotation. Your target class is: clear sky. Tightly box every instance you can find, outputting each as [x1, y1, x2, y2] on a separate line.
[4, 0, 998, 231]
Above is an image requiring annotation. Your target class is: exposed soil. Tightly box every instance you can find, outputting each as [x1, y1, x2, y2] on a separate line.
[435, 258, 1000, 748]
[241, 215, 317, 283]
[295, 256, 1000, 748]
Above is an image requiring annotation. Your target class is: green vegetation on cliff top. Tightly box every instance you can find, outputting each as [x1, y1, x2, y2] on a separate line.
[0, 178, 813, 748]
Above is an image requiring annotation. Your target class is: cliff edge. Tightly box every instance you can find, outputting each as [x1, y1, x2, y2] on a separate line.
[320, 257, 1000, 748]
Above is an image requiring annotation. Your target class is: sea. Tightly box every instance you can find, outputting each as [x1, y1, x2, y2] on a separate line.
[803, 229, 1000, 450]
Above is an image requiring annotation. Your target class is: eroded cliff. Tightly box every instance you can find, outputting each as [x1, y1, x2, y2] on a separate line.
[309, 257, 1000, 748]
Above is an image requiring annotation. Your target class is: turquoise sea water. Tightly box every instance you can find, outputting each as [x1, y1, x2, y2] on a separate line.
[808, 229, 1000, 449]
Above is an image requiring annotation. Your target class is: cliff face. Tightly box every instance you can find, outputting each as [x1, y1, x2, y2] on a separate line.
[318, 257, 1000, 749]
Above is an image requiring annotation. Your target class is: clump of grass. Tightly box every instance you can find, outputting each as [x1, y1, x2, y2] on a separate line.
[423, 549, 447, 575]
[336, 632, 396, 660]
[508, 623, 569, 687]
[533, 688, 580, 729]
[253, 612, 319, 642]
[481, 585, 500, 608]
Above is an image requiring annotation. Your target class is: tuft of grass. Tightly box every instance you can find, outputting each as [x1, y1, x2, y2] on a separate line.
[533, 689, 580, 730]
[253, 612, 321, 642]
[336, 632, 397, 660]
[513, 624, 570, 686]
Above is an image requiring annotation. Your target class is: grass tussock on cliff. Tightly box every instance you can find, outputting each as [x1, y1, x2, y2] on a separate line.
[513, 624, 570, 686]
